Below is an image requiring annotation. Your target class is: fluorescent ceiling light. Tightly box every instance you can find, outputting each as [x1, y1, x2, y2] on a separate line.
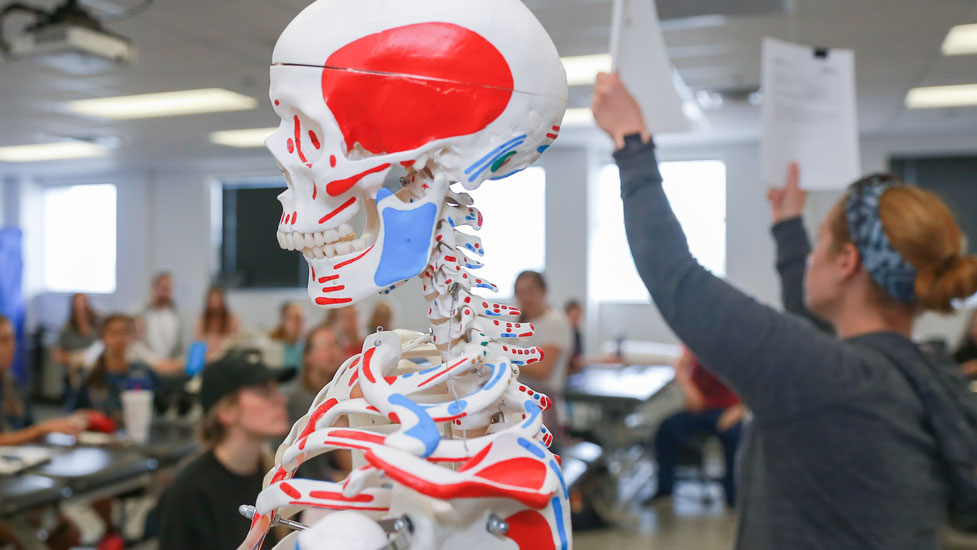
[562, 108, 595, 126]
[942, 23, 977, 55]
[0, 142, 107, 162]
[210, 127, 277, 148]
[561, 54, 612, 86]
[66, 88, 257, 119]
[905, 83, 977, 109]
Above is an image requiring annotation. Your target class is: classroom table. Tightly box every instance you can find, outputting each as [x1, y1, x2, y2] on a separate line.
[0, 474, 71, 519]
[565, 363, 675, 405]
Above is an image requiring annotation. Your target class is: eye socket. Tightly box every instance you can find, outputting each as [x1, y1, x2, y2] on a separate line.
[283, 112, 325, 168]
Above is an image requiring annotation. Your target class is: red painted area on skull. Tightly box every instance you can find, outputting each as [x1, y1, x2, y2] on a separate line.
[505, 510, 556, 550]
[334, 244, 375, 269]
[315, 297, 353, 305]
[312, 184, 317, 200]
[326, 163, 391, 196]
[309, 130, 321, 149]
[330, 155, 337, 168]
[322, 22, 513, 155]
[292, 115, 309, 163]
[286, 139, 294, 154]
[318, 196, 357, 224]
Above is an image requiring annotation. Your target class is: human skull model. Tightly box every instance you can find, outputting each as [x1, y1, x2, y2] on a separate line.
[241, 1, 570, 549]
[270, 0, 567, 306]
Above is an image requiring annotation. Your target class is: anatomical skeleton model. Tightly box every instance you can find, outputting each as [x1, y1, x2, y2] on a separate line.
[237, 1, 569, 549]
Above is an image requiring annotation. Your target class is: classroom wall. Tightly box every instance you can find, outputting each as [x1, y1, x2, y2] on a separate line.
[8, 128, 975, 354]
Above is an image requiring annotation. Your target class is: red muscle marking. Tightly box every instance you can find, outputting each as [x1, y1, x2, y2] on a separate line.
[552, 125, 560, 131]
[475, 458, 548, 490]
[299, 398, 339, 441]
[545, 133, 558, 139]
[291, 211, 297, 225]
[286, 139, 294, 154]
[505, 510, 555, 550]
[326, 163, 391, 196]
[293, 116, 308, 163]
[322, 23, 513, 155]
[361, 347, 377, 384]
[334, 245, 374, 269]
[365, 450, 552, 509]
[288, 501, 388, 512]
[518, 332, 533, 338]
[312, 184, 317, 200]
[330, 429, 386, 445]
[308, 491, 374, 503]
[318, 275, 339, 283]
[458, 443, 493, 473]
[316, 297, 353, 305]
[279, 482, 301, 499]
[318, 197, 357, 224]
[348, 368, 359, 387]
[309, 130, 321, 149]
[400, 160, 415, 167]
[321, 285, 346, 292]
[330, 155, 337, 167]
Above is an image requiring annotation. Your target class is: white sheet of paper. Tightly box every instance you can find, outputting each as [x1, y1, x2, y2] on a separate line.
[610, 0, 689, 134]
[761, 37, 860, 190]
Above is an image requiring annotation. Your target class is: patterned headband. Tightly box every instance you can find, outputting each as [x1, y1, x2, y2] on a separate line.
[845, 175, 918, 304]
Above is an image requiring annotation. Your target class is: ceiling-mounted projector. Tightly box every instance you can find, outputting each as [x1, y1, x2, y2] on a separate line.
[0, 0, 137, 74]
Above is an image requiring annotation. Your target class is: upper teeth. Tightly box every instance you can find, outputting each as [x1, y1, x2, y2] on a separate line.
[277, 228, 372, 259]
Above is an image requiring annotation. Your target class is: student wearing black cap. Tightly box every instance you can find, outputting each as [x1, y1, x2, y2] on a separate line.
[158, 350, 294, 550]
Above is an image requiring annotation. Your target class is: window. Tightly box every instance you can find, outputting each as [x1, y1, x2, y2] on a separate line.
[42, 184, 117, 293]
[589, 160, 726, 302]
[467, 167, 546, 299]
[220, 179, 308, 288]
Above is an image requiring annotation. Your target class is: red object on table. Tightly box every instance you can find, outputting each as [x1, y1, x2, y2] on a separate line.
[86, 411, 116, 434]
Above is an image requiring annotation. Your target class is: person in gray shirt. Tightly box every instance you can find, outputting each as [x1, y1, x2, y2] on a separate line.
[592, 73, 977, 550]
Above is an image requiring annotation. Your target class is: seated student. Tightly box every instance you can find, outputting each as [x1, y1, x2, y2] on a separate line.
[52, 293, 99, 392]
[194, 285, 241, 362]
[268, 301, 306, 370]
[0, 314, 86, 444]
[287, 326, 345, 425]
[158, 350, 294, 550]
[650, 347, 743, 508]
[954, 310, 977, 377]
[564, 300, 584, 374]
[287, 326, 352, 482]
[325, 305, 364, 359]
[69, 314, 157, 423]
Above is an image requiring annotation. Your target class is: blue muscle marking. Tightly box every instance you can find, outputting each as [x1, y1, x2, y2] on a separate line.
[374, 203, 438, 287]
[376, 187, 393, 201]
[512, 360, 525, 366]
[518, 437, 545, 458]
[418, 365, 441, 375]
[501, 333, 516, 338]
[468, 141, 526, 182]
[400, 371, 415, 378]
[533, 394, 540, 400]
[522, 400, 541, 428]
[447, 400, 467, 415]
[537, 145, 550, 154]
[476, 283, 495, 290]
[387, 393, 440, 457]
[464, 135, 527, 175]
[448, 218, 455, 228]
[550, 459, 568, 498]
[551, 496, 568, 550]
[485, 311, 500, 316]
[483, 363, 506, 391]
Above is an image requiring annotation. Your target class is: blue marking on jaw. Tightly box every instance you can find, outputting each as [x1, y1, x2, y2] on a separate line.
[518, 437, 545, 458]
[387, 393, 440, 457]
[522, 400, 541, 428]
[374, 202, 438, 287]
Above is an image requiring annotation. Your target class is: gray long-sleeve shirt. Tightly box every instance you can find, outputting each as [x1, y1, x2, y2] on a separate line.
[615, 138, 950, 550]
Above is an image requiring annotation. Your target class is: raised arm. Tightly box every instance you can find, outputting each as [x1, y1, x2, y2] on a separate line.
[767, 164, 833, 333]
[592, 74, 858, 420]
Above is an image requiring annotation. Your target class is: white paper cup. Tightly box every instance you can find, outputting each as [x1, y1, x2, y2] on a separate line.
[121, 390, 153, 444]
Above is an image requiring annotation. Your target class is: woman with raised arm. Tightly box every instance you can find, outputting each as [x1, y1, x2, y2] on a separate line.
[592, 73, 977, 550]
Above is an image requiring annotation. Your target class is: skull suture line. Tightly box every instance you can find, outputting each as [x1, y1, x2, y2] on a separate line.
[242, 1, 569, 549]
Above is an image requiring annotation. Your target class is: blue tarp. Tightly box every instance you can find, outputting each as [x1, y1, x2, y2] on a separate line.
[0, 228, 26, 383]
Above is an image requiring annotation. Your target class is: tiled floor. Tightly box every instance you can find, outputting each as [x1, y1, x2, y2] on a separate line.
[574, 496, 737, 550]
